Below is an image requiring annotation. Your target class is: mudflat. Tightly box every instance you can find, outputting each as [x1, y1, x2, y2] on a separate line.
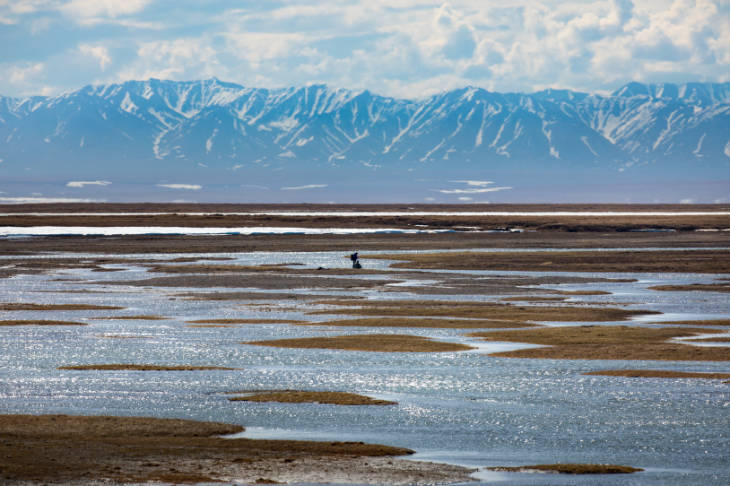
[0, 415, 474, 485]
[228, 390, 397, 405]
[585, 370, 730, 379]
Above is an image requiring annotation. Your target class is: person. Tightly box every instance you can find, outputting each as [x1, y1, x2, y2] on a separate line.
[350, 251, 362, 269]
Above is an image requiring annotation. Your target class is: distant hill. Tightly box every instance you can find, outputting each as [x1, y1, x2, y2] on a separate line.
[1, 79, 728, 202]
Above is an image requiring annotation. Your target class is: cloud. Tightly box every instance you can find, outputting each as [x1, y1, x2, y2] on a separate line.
[66, 180, 111, 188]
[281, 184, 328, 191]
[156, 183, 201, 190]
[1, 1, 728, 99]
[450, 180, 493, 186]
[78, 44, 111, 70]
[436, 186, 512, 194]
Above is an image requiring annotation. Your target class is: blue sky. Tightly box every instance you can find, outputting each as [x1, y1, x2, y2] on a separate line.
[1, 0, 729, 98]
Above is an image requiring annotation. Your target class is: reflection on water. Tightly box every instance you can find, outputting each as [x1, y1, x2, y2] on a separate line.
[0, 249, 728, 485]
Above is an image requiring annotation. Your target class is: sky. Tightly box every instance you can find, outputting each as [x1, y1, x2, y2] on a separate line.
[1, 0, 728, 99]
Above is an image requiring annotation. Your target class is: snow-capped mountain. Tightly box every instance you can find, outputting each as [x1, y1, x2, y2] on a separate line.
[0, 79, 728, 202]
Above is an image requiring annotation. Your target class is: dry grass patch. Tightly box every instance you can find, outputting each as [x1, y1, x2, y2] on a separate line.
[648, 283, 730, 293]
[0, 320, 86, 326]
[470, 326, 730, 361]
[585, 369, 730, 379]
[555, 290, 612, 296]
[500, 296, 568, 302]
[311, 299, 656, 322]
[370, 249, 730, 273]
[245, 333, 474, 353]
[657, 320, 730, 327]
[229, 390, 396, 406]
[302, 317, 536, 329]
[59, 364, 240, 371]
[0, 414, 422, 485]
[0, 303, 124, 311]
[487, 464, 643, 474]
[93, 315, 167, 320]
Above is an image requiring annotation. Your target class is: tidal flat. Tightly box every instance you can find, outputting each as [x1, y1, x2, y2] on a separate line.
[0, 204, 728, 485]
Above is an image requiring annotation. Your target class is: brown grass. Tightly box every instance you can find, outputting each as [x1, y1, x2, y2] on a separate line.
[657, 320, 730, 326]
[229, 390, 396, 406]
[245, 334, 474, 353]
[0, 303, 124, 311]
[301, 317, 536, 329]
[648, 283, 730, 293]
[93, 315, 168, 320]
[487, 464, 643, 474]
[556, 290, 612, 296]
[311, 299, 657, 322]
[469, 325, 730, 361]
[369, 249, 730, 273]
[58, 364, 240, 371]
[0, 414, 414, 484]
[0, 320, 86, 326]
[585, 369, 730, 379]
[500, 296, 568, 302]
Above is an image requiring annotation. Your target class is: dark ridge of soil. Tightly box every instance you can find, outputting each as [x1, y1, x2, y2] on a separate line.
[0, 320, 87, 326]
[0, 303, 124, 311]
[487, 463, 643, 474]
[585, 369, 730, 379]
[58, 364, 241, 371]
[102, 274, 398, 290]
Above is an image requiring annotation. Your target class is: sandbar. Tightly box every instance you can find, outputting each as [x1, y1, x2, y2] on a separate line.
[229, 390, 396, 405]
[0, 320, 86, 326]
[0, 303, 124, 311]
[303, 317, 536, 329]
[470, 326, 730, 361]
[311, 299, 656, 322]
[649, 283, 730, 293]
[59, 364, 240, 371]
[245, 333, 474, 352]
[487, 463, 642, 474]
[370, 249, 730, 273]
[585, 369, 730, 379]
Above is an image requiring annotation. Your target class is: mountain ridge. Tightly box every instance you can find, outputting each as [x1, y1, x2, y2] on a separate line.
[1, 79, 728, 202]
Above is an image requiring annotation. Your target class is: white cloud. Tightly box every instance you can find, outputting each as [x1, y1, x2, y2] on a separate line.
[78, 44, 111, 70]
[59, 0, 150, 22]
[281, 184, 328, 191]
[437, 186, 512, 194]
[156, 184, 201, 190]
[450, 180, 493, 186]
[7, 62, 44, 85]
[66, 180, 111, 188]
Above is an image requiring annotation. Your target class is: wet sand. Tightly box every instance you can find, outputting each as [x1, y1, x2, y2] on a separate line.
[0, 303, 123, 311]
[302, 317, 537, 329]
[0, 415, 474, 485]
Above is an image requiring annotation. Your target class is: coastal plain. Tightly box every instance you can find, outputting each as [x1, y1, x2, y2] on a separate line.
[0, 203, 728, 485]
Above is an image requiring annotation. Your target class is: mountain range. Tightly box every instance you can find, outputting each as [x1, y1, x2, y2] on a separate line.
[1, 79, 728, 202]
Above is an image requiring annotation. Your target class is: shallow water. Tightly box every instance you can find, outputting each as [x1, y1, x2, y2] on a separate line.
[0, 249, 728, 485]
